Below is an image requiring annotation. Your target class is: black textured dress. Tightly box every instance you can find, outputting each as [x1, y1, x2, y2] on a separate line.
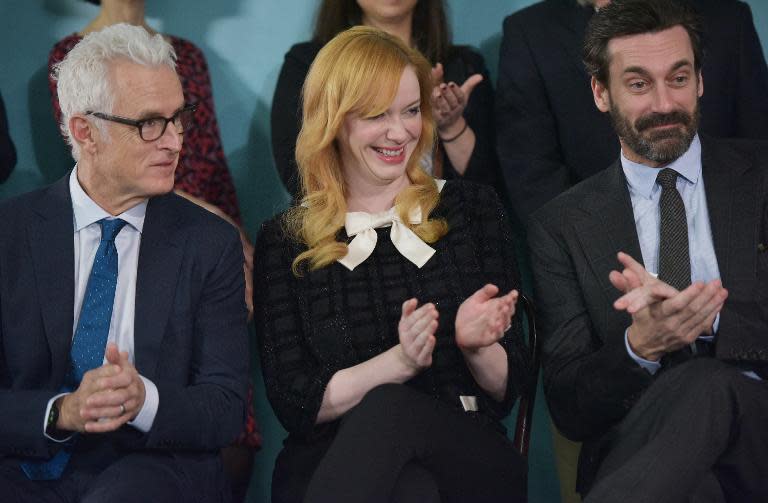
[254, 180, 529, 501]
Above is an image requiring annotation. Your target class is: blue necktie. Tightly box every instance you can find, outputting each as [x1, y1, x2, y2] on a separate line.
[22, 218, 127, 480]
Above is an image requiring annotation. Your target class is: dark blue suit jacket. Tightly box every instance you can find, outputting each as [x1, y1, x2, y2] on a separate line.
[0, 175, 248, 463]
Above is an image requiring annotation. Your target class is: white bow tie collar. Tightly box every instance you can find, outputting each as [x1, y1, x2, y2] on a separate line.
[337, 179, 446, 271]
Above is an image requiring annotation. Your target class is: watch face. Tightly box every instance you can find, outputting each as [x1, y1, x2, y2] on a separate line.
[46, 403, 59, 432]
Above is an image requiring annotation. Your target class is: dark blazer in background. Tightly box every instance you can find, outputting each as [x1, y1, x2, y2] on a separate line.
[527, 136, 768, 489]
[497, 0, 768, 221]
[0, 175, 249, 466]
[0, 92, 16, 183]
[271, 41, 501, 199]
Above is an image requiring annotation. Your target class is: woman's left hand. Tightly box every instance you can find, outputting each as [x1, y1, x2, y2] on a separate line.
[455, 285, 518, 351]
[431, 62, 483, 135]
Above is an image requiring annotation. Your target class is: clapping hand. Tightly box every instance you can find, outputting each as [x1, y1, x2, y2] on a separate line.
[609, 252, 727, 361]
[455, 285, 518, 351]
[397, 298, 438, 371]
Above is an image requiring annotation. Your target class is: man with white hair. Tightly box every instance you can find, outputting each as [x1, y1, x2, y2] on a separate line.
[0, 24, 248, 502]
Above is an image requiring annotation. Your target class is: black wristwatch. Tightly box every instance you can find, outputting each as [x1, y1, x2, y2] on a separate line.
[45, 401, 60, 435]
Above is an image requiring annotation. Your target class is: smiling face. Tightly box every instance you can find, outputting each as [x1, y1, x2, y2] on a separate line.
[592, 25, 703, 167]
[78, 59, 184, 213]
[337, 65, 422, 197]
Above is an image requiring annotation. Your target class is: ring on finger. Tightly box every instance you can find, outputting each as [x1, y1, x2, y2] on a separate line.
[119, 403, 126, 415]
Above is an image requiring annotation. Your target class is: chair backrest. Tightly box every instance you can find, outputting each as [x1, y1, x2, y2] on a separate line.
[512, 293, 540, 458]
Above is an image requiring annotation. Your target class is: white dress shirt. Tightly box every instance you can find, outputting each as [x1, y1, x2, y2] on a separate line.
[43, 168, 160, 440]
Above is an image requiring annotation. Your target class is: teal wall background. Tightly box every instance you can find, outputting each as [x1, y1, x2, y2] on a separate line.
[0, 1, 766, 501]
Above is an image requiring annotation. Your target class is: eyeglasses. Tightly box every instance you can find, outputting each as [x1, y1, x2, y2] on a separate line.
[85, 104, 197, 141]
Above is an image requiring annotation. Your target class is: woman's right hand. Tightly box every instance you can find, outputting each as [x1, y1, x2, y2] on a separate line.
[397, 298, 438, 372]
[316, 299, 439, 423]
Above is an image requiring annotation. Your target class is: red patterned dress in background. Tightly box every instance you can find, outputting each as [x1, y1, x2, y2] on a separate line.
[48, 33, 260, 450]
[48, 34, 242, 224]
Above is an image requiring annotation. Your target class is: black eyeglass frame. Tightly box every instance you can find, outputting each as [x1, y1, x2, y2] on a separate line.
[84, 104, 197, 141]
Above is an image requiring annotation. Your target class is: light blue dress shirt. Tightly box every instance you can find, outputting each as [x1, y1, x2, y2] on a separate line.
[620, 135, 721, 374]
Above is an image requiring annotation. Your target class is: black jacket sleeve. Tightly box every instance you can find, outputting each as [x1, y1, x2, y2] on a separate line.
[253, 219, 340, 439]
[527, 206, 654, 441]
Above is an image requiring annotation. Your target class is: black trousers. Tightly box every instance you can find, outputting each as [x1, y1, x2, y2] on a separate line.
[0, 444, 229, 503]
[273, 383, 527, 503]
[586, 358, 768, 503]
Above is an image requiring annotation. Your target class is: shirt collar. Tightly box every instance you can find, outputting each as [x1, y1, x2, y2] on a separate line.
[69, 166, 147, 233]
[621, 134, 702, 200]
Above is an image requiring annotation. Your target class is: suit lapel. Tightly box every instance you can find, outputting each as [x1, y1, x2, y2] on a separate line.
[576, 162, 643, 278]
[133, 194, 185, 380]
[700, 138, 758, 287]
[28, 177, 75, 383]
[573, 162, 642, 333]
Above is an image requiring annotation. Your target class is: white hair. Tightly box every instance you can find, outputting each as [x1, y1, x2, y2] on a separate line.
[52, 23, 177, 160]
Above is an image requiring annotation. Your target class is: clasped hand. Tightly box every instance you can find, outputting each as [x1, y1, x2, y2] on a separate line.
[610, 252, 728, 361]
[59, 343, 146, 433]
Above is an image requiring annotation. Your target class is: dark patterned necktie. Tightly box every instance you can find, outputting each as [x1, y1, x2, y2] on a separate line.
[656, 168, 699, 361]
[21, 218, 127, 480]
[656, 168, 690, 292]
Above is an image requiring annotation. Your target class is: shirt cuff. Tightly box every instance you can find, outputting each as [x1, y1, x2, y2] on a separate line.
[711, 312, 720, 334]
[43, 393, 75, 443]
[625, 328, 661, 375]
[696, 313, 720, 344]
[128, 376, 158, 432]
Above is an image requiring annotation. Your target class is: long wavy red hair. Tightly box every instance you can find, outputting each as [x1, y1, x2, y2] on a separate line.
[284, 26, 447, 275]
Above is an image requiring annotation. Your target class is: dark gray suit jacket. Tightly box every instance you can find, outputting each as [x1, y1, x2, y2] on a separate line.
[527, 136, 768, 489]
[0, 175, 248, 463]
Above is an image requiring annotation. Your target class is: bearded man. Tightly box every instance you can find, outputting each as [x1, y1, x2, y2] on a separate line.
[496, 0, 768, 223]
[528, 0, 768, 500]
